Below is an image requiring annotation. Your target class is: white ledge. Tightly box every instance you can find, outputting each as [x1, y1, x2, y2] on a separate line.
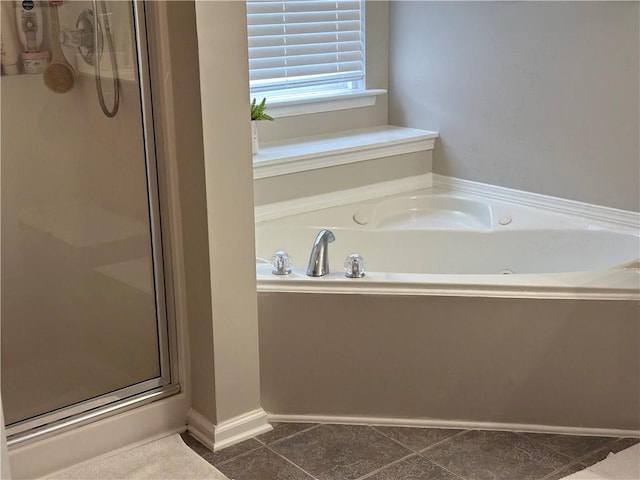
[266, 89, 387, 118]
[253, 126, 439, 180]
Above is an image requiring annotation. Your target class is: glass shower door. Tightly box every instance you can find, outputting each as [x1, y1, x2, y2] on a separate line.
[1, 0, 174, 442]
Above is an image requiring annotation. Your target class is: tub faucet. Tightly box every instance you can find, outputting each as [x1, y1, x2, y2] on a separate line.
[306, 229, 335, 277]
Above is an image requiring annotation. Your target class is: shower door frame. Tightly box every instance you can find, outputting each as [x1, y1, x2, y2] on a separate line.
[5, 0, 179, 447]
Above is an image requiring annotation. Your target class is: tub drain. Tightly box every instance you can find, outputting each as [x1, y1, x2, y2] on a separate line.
[499, 269, 514, 275]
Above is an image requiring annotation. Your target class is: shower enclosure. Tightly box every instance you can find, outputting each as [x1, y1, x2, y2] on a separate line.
[1, 1, 177, 445]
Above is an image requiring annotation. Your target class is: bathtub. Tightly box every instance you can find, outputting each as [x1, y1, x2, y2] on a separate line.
[255, 185, 640, 431]
[255, 189, 640, 299]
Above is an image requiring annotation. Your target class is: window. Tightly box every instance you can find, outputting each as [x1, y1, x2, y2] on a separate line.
[246, 0, 365, 101]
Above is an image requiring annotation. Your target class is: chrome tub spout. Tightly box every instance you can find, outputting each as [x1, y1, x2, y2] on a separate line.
[306, 229, 335, 277]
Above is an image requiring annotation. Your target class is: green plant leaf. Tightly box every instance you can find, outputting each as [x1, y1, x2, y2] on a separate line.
[251, 97, 274, 121]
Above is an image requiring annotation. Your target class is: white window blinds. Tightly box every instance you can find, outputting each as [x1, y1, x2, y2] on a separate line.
[247, 0, 365, 95]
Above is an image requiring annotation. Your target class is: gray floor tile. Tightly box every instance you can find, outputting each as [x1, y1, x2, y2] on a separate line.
[578, 437, 640, 466]
[258, 422, 319, 445]
[421, 430, 571, 480]
[270, 424, 412, 480]
[180, 432, 212, 456]
[362, 455, 462, 480]
[216, 447, 314, 480]
[202, 438, 263, 465]
[372, 426, 465, 452]
[523, 432, 617, 460]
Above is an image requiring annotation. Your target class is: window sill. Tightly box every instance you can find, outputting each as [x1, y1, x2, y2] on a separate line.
[264, 89, 387, 118]
[253, 126, 439, 180]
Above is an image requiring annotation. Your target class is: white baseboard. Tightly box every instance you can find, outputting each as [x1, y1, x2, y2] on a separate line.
[188, 407, 272, 452]
[214, 408, 272, 451]
[267, 414, 640, 439]
[186, 409, 215, 451]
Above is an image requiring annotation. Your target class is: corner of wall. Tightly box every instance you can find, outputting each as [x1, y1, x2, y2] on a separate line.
[194, 0, 263, 426]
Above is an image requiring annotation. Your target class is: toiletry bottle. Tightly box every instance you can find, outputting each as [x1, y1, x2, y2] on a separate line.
[16, 0, 43, 53]
[1, 1, 20, 74]
[15, 0, 48, 74]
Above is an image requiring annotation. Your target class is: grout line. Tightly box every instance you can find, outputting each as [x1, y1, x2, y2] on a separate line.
[214, 424, 323, 466]
[516, 431, 620, 465]
[369, 424, 470, 454]
[419, 430, 471, 480]
[265, 423, 322, 447]
[364, 426, 469, 479]
[571, 437, 629, 467]
[357, 426, 466, 480]
[539, 460, 590, 480]
[425, 459, 467, 480]
[353, 452, 417, 480]
[513, 431, 578, 465]
[265, 444, 320, 480]
[539, 464, 577, 480]
[367, 425, 420, 452]
[209, 443, 264, 467]
[418, 429, 470, 454]
[503, 431, 620, 480]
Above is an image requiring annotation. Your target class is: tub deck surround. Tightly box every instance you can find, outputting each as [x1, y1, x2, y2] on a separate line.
[252, 126, 438, 179]
[254, 177, 640, 300]
[257, 293, 640, 432]
[255, 265, 639, 300]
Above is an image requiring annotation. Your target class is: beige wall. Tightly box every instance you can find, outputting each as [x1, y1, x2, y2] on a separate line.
[259, 293, 640, 430]
[153, 0, 264, 430]
[389, 1, 640, 211]
[195, 1, 262, 423]
[150, 2, 216, 423]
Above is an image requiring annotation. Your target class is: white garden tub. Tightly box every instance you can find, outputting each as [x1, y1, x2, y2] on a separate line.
[255, 189, 640, 299]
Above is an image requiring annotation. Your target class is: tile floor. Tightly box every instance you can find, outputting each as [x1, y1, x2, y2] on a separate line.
[181, 423, 639, 480]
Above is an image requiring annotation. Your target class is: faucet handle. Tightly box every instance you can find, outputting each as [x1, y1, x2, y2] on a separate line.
[344, 253, 365, 278]
[59, 28, 85, 48]
[271, 250, 292, 275]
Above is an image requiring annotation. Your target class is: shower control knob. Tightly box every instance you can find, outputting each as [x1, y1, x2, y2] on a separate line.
[271, 251, 292, 275]
[344, 254, 366, 278]
[59, 28, 85, 48]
